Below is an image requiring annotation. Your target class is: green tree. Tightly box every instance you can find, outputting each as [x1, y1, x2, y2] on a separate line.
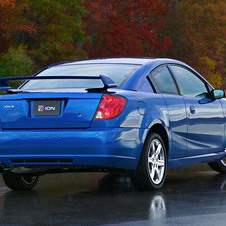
[25, 0, 87, 67]
[0, 45, 34, 88]
[0, 45, 34, 77]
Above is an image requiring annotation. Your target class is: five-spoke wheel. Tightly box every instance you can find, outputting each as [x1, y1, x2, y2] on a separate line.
[148, 139, 165, 185]
[131, 132, 167, 190]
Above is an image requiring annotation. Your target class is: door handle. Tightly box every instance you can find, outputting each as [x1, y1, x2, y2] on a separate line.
[190, 105, 195, 114]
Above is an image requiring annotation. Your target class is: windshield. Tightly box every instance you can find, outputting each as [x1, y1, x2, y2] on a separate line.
[21, 64, 141, 90]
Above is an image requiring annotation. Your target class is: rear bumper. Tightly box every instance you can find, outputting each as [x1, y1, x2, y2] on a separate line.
[0, 128, 146, 170]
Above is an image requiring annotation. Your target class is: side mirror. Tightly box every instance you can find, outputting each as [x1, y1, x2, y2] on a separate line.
[211, 89, 225, 99]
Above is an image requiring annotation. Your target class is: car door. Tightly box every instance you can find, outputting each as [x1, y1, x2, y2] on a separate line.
[149, 65, 187, 159]
[170, 65, 224, 156]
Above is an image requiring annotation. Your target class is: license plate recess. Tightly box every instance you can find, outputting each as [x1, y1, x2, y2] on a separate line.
[33, 100, 61, 116]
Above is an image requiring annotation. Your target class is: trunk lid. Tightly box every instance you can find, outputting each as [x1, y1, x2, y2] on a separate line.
[0, 91, 102, 129]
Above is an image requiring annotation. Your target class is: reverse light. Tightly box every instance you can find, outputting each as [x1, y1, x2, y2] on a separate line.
[94, 94, 127, 120]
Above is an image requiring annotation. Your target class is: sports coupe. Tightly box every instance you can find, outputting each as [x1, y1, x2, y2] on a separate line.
[0, 58, 225, 191]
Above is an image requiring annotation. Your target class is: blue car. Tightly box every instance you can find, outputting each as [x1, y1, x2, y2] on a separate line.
[0, 58, 225, 191]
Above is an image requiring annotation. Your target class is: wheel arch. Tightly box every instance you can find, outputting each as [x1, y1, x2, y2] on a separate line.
[147, 124, 169, 156]
[141, 119, 170, 160]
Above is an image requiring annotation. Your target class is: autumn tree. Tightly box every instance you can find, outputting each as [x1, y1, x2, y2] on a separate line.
[0, 0, 87, 72]
[0, 0, 35, 78]
[0, 0, 36, 53]
[1, 0, 224, 88]
[84, 0, 172, 58]
[162, 0, 226, 88]
[180, 0, 225, 88]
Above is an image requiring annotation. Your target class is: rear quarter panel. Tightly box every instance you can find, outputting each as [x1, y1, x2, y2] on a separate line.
[91, 90, 169, 130]
[91, 90, 170, 161]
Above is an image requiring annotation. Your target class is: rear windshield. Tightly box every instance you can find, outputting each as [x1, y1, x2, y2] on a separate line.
[21, 64, 141, 90]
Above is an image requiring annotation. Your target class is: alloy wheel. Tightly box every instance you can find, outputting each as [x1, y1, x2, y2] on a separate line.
[148, 139, 165, 185]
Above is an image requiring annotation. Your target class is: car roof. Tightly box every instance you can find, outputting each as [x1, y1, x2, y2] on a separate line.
[56, 58, 177, 66]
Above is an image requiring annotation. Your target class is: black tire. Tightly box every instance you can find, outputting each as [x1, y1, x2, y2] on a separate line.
[208, 158, 226, 174]
[131, 132, 167, 191]
[2, 170, 39, 191]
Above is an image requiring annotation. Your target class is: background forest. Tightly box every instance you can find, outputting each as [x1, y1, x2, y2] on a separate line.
[0, 0, 225, 89]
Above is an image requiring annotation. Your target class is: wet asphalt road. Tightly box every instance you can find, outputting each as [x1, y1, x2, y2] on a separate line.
[0, 164, 226, 225]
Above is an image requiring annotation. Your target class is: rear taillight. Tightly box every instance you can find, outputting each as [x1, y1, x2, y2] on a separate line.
[93, 94, 127, 120]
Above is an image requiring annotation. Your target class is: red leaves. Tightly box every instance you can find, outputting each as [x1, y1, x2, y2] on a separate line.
[14, 23, 37, 35]
[0, 0, 16, 8]
[83, 0, 172, 58]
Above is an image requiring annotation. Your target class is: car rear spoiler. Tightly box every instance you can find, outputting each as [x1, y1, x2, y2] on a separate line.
[0, 75, 117, 93]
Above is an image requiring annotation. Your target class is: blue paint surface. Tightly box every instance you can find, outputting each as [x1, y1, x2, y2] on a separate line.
[0, 58, 225, 169]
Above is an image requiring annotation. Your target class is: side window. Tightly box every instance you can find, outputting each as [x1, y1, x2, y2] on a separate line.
[170, 66, 209, 98]
[149, 66, 178, 95]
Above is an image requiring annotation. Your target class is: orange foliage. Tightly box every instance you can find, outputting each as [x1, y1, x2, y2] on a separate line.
[0, 0, 36, 51]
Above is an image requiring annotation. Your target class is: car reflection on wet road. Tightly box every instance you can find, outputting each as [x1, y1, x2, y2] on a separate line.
[0, 164, 226, 225]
